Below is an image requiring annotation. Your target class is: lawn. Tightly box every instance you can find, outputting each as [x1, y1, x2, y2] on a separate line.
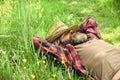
[0, 0, 120, 80]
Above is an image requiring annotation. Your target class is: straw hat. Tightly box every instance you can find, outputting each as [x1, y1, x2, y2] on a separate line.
[46, 21, 79, 42]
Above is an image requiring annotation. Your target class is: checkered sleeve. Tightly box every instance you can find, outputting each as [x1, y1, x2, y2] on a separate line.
[33, 37, 97, 80]
[78, 17, 101, 40]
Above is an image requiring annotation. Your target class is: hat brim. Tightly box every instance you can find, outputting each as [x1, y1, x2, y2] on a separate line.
[46, 25, 79, 42]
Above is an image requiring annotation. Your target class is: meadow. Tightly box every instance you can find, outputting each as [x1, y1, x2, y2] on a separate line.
[0, 0, 120, 80]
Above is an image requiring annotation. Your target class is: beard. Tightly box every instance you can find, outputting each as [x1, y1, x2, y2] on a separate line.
[71, 32, 87, 45]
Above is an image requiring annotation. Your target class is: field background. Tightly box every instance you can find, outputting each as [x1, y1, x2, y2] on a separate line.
[0, 0, 120, 80]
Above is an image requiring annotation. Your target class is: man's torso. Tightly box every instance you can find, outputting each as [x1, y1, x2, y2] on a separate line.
[74, 39, 120, 80]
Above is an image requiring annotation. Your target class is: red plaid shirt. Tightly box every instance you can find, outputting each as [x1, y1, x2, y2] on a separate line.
[33, 17, 101, 80]
[78, 17, 101, 39]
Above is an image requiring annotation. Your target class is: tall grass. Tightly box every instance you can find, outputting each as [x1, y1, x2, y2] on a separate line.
[0, 0, 120, 80]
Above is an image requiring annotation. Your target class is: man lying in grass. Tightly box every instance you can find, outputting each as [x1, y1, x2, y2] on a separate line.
[33, 17, 120, 80]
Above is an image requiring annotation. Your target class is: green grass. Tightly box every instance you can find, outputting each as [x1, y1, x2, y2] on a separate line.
[0, 0, 120, 80]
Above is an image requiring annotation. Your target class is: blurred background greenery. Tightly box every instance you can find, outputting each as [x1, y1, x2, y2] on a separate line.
[0, 0, 120, 80]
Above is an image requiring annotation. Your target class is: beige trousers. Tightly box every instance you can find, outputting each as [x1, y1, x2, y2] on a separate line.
[75, 39, 120, 80]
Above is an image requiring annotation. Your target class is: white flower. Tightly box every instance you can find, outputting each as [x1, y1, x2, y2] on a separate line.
[68, 14, 74, 20]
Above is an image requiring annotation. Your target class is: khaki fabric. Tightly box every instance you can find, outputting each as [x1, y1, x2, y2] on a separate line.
[74, 39, 120, 80]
